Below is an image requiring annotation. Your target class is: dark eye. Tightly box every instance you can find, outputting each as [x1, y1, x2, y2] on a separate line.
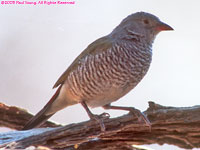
[143, 19, 149, 24]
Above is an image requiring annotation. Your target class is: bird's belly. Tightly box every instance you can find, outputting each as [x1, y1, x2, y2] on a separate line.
[81, 66, 149, 108]
[86, 85, 132, 108]
[85, 81, 137, 108]
[65, 66, 150, 108]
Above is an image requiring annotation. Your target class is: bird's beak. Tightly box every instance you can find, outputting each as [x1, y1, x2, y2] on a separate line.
[156, 21, 174, 31]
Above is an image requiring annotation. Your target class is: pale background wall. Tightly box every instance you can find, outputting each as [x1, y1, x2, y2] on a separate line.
[1, 0, 200, 149]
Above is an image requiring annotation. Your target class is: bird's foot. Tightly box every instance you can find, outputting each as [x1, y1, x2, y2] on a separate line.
[90, 112, 110, 132]
[81, 101, 110, 132]
[103, 104, 151, 131]
[128, 108, 151, 131]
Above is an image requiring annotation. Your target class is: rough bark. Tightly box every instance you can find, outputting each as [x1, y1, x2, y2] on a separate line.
[0, 102, 60, 130]
[1, 102, 200, 150]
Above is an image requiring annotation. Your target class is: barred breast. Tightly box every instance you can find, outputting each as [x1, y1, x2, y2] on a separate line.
[64, 40, 152, 108]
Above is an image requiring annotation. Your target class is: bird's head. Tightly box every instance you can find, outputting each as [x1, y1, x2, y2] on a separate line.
[111, 12, 173, 43]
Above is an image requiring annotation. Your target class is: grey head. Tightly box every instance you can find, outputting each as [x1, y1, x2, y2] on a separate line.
[111, 12, 173, 44]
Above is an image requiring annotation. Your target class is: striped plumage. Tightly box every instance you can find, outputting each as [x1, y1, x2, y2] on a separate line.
[23, 12, 173, 130]
[65, 35, 152, 108]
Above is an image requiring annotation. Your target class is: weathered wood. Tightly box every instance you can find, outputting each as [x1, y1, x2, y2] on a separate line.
[1, 101, 200, 149]
[0, 102, 59, 130]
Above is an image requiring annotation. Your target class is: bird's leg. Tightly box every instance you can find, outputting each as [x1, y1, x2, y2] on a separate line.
[81, 101, 109, 131]
[103, 104, 151, 131]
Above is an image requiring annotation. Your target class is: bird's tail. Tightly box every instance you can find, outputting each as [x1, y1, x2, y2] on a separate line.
[22, 86, 62, 130]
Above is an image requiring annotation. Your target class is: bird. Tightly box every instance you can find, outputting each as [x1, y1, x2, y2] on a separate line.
[22, 12, 173, 131]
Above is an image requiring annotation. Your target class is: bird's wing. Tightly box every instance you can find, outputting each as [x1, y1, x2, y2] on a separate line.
[53, 36, 113, 88]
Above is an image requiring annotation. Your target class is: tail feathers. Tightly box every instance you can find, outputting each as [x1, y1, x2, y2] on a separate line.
[22, 85, 62, 130]
[22, 109, 55, 130]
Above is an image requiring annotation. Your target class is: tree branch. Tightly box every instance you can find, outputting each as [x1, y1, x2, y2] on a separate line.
[1, 102, 200, 149]
[0, 103, 59, 130]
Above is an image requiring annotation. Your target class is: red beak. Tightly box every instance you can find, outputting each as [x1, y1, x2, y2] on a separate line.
[157, 21, 174, 31]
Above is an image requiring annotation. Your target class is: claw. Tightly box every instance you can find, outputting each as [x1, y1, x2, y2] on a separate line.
[81, 101, 109, 131]
[129, 108, 152, 131]
[103, 104, 151, 131]
[90, 114, 109, 131]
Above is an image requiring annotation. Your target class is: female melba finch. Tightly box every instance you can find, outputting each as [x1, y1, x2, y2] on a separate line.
[23, 12, 173, 131]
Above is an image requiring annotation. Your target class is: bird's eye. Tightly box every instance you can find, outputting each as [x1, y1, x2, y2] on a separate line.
[143, 19, 149, 24]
